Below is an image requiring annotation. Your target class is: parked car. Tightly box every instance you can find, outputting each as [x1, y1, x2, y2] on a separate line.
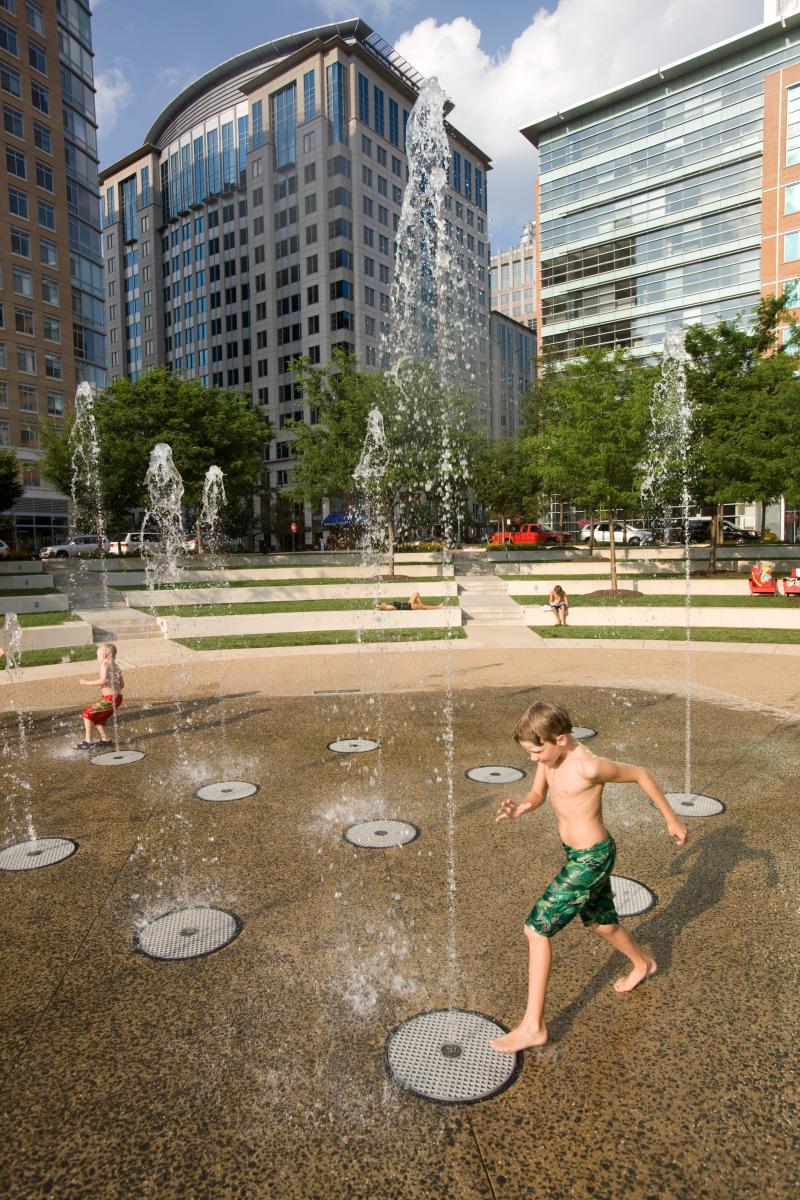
[40, 533, 109, 559]
[666, 519, 759, 544]
[489, 523, 570, 547]
[181, 534, 245, 553]
[108, 531, 162, 556]
[0, 538, 8, 558]
[580, 522, 653, 547]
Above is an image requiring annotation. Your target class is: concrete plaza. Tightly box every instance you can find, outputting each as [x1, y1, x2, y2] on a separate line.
[1, 638, 797, 1199]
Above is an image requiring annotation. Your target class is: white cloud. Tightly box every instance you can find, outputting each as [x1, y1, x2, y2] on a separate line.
[94, 65, 132, 140]
[395, 0, 763, 248]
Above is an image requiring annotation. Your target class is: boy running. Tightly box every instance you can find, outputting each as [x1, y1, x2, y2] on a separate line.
[76, 642, 124, 750]
[491, 700, 687, 1053]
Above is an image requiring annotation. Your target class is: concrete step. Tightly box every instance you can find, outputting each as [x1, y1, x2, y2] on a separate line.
[74, 608, 163, 642]
[457, 577, 507, 594]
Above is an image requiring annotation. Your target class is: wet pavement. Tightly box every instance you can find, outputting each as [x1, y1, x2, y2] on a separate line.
[0, 678, 798, 1199]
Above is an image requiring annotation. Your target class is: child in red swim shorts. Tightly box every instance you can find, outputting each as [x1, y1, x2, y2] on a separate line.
[76, 642, 124, 750]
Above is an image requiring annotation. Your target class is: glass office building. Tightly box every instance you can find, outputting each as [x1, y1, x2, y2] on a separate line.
[523, 10, 800, 359]
[99, 19, 492, 545]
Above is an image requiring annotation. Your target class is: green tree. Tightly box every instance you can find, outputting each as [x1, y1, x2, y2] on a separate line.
[684, 293, 800, 568]
[0, 449, 24, 514]
[41, 370, 270, 535]
[522, 347, 654, 588]
[471, 436, 540, 540]
[290, 350, 480, 570]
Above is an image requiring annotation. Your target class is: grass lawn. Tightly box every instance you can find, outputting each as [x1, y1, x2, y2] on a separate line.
[511, 593, 800, 608]
[3, 611, 80, 627]
[535, 625, 800, 644]
[175, 627, 467, 651]
[138, 597, 459, 617]
[115, 575, 443, 591]
[0, 644, 98, 668]
[0, 587, 58, 596]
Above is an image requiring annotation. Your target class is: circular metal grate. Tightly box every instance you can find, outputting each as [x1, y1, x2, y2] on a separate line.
[666, 792, 724, 817]
[386, 1009, 520, 1104]
[0, 837, 78, 872]
[134, 906, 241, 961]
[344, 819, 419, 848]
[92, 749, 146, 767]
[610, 874, 657, 918]
[572, 726, 597, 740]
[195, 781, 258, 803]
[328, 737, 379, 754]
[465, 765, 525, 785]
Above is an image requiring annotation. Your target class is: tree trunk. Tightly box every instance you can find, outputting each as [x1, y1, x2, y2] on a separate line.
[759, 502, 767, 538]
[195, 517, 202, 555]
[387, 508, 395, 579]
[608, 507, 618, 592]
[588, 510, 595, 559]
[709, 504, 722, 573]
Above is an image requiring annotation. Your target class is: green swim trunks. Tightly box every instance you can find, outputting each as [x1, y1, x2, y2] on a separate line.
[526, 833, 619, 937]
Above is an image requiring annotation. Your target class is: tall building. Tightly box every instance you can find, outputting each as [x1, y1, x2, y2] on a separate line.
[99, 19, 491, 546]
[488, 310, 534, 437]
[523, 9, 800, 361]
[0, 0, 104, 551]
[489, 222, 536, 330]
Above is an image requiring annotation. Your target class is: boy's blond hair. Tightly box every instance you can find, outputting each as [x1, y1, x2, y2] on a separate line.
[513, 701, 572, 746]
[98, 641, 117, 659]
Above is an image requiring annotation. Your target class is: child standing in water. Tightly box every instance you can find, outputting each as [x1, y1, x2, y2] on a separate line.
[76, 642, 124, 750]
[548, 584, 569, 625]
[490, 700, 687, 1053]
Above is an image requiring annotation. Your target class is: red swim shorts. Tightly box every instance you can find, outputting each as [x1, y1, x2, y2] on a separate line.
[81, 693, 123, 725]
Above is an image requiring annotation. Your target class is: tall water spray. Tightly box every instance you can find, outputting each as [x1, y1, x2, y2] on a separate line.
[2, 612, 34, 839]
[382, 77, 476, 1001]
[354, 408, 390, 571]
[641, 328, 694, 797]
[69, 382, 108, 604]
[199, 465, 227, 555]
[142, 443, 185, 592]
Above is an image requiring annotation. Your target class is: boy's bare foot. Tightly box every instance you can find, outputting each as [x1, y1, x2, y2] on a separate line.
[613, 958, 657, 993]
[490, 1023, 548, 1053]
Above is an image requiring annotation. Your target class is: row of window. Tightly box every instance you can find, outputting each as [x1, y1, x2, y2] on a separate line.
[8, 221, 58, 265]
[5, 143, 53, 188]
[540, 157, 762, 253]
[9, 264, 59, 304]
[542, 292, 760, 357]
[541, 112, 762, 213]
[0, 14, 47, 73]
[0, 340, 63, 376]
[541, 205, 761, 288]
[0, 56, 49, 111]
[542, 250, 760, 327]
[0, 377, 63, 411]
[0, 302, 59, 340]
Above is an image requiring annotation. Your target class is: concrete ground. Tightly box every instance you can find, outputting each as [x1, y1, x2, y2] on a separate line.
[1, 640, 798, 1200]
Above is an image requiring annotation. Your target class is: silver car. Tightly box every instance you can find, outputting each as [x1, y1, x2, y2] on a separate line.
[580, 522, 653, 547]
[40, 533, 109, 558]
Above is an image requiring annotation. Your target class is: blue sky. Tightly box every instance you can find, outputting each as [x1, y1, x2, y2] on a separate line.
[92, 0, 765, 250]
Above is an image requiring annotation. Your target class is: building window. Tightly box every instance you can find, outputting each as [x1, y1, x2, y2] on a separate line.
[14, 304, 33, 335]
[37, 198, 54, 228]
[12, 266, 32, 296]
[0, 419, 8, 446]
[8, 185, 26, 217]
[3, 102, 21, 137]
[358, 73, 369, 124]
[35, 159, 52, 190]
[785, 231, 800, 262]
[788, 85, 800, 167]
[272, 82, 296, 168]
[6, 143, 25, 178]
[28, 41, 45, 74]
[10, 225, 29, 256]
[303, 69, 315, 120]
[43, 314, 59, 341]
[326, 62, 348, 145]
[41, 276, 58, 304]
[46, 389, 63, 416]
[373, 86, 384, 137]
[30, 80, 47, 113]
[0, 18, 18, 55]
[26, 3, 44, 33]
[19, 384, 37, 411]
[17, 346, 36, 373]
[22, 465, 41, 487]
[0, 60, 20, 97]
[389, 98, 399, 147]
[786, 184, 800, 216]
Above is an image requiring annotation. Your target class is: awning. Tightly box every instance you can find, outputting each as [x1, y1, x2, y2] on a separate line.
[322, 511, 366, 527]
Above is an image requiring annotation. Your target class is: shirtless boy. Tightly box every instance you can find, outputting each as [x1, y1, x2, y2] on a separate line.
[76, 642, 124, 750]
[490, 700, 687, 1054]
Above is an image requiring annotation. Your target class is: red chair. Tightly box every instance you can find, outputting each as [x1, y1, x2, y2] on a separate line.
[749, 566, 777, 595]
[783, 568, 800, 597]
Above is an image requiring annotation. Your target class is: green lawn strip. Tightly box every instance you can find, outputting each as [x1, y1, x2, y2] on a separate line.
[114, 575, 441, 591]
[0, 587, 58, 596]
[535, 625, 800, 644]
[0, 644, 99, 669]
[175, 627, 466, 651]
[3, 611, 80, 627]
[139, 597, 459, 617]
[510, 593, 800, 608]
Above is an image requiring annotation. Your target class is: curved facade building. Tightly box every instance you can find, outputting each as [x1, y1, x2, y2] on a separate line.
[99, 20, 491, 546]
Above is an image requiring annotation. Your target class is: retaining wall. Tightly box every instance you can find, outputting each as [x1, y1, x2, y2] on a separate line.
[0, 594, 70, 614]
[524, 606, 800, 630]
[128, 581, 458, 607]
[158, 608, 463, 639]
[0, 562, 45, 574]
[18, 621, 94, 650]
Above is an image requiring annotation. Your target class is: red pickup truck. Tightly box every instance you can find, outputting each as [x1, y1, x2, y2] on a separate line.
[489, 523, 570, 547]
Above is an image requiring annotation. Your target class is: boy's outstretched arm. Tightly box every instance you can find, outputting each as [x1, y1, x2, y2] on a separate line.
[585, 756, 688, 845]
[495, 762, 548, 822]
